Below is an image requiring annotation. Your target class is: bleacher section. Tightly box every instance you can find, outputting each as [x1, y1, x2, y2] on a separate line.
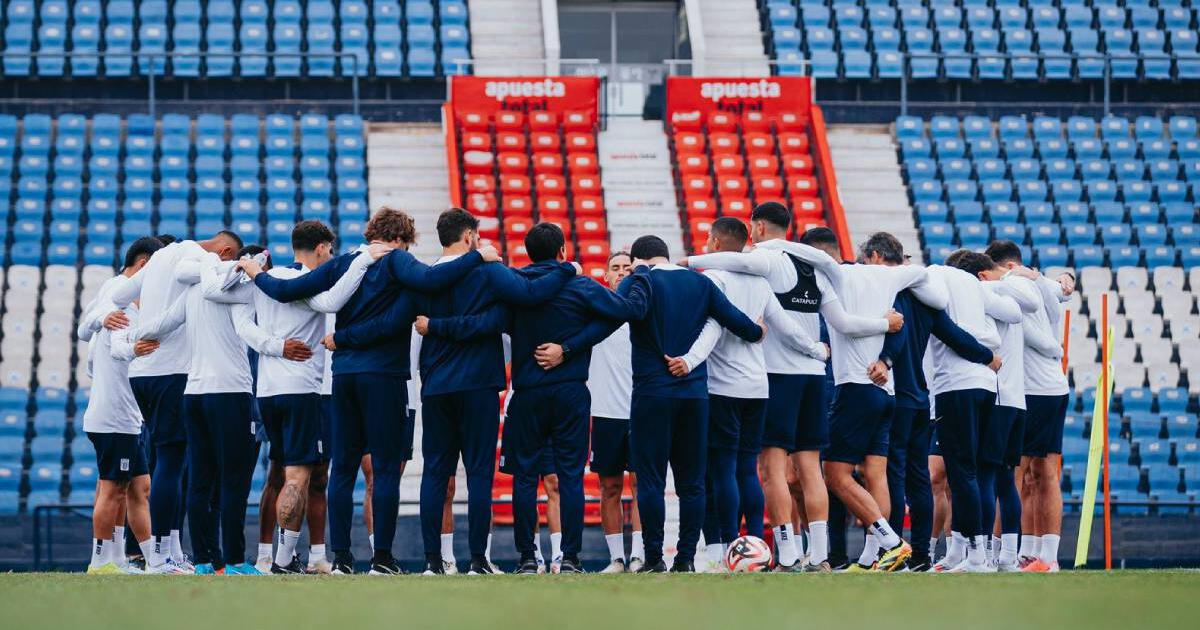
[895, 113, 1199, 511]
[0, 112, 367, 512]
[667, 109, 826, 253]
[760, 0, 1200, 81]
[0, 0, 470, 78]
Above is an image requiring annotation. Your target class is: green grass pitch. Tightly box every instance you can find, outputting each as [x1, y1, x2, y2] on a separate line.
[2, 571, 1197, 630]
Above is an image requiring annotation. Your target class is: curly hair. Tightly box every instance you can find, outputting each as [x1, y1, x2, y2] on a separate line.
[364, 207, 417, 245]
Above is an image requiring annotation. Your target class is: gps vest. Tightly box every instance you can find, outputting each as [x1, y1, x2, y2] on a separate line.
[775, 253, 821, 313]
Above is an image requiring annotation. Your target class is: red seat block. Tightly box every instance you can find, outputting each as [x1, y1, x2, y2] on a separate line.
[502, 195, 533, 216]
[458, 111, 489, 130]
[721, 198, 752, 218]
[718, 176, 748, 197]
[567, 153, 599, 175]
[538, 195, 569, 218]
[496, 132, 526, 152]
[494, 111, 525, 131]
[779, 133, 810, 154]
[741, 110, 770, 133]
[671, 110, 703, 132]
[712, 154, 745, 175]
[747, 155, 779, 176]
[503, 216, 534, 236]
[744, 133, 775, 156]
[500, 174, 531, 195]
[535, 174, 567, 195]
[571, 174, 602, 195]
[788, 175, 819, 198]
[777, 112, 807, 132]
[528, 110, 558, 131]
[674, 132, 706, 154]
[576, 216, 607, 239]
[465, 174, 495, 194]
[686, 197, 718, 218]
[539, 217, 572, 241]
[578, 239, 610, 263]
[678, 154, 710, 175]
[793, 197, 824, 218]
[754, 176, 784, 199]
[478, 216, 500, 240]
[530, 131, 561, 152]
[708, 132, 739, 155]
[781, 154, 814, 176]
[532, 152, 563, 174]
[583, 262, 606, 282]
[460, 131, 492, 151]
[465, 193, 497, 216]
[462, 150, 495, 174]
[563, 111, 593, 132]
[707, 111, 737, 132]
[682, 175, 714, 197]
[573, 196, 604, 217]
[507, 247, 532, 268]
[565, 133, 597, 153]
[497, 152, 528, 174]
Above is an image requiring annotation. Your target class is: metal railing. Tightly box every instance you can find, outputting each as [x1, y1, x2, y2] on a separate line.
[1, 50, 368, 115]
[448, 57, 602, 76]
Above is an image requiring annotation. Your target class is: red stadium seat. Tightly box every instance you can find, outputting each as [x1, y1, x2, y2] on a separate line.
[793, 197, 824, 219]
[503, 216, 534, 237]
[678, 154, 710, 175]
[781, 154, 814, 176]
[674, 132, 706, 154]
[747, 155, 779, 176]
[540, 217, 572, 241]
[681, 175, 714, 197]
[462, 150, 495, 174]
[500, 174, 531, 195]
[567, 153, 599, 175]
[778, 133, 810, 154]
[535, 173, 567, 195]
[743, 133, 775, 156]
[502, 195, 533, 216]
[788, 175, 818, 198]
[497, 152, 528, 174]
[670, 110, 703, 132]
[578, 239, 610, 263]
[466, 193, 497, 216]
[722, 198, 752, 218]
[571, 174, 602, 195]
[538, 196, 569, 218]
[689, 217, 714, 238]
[478, 216, 500, 240]
[563, 111, 592, 132]
[708, 132, 739, 155]
[583, 263, 606, 282]
[528, 110, 558, 130]
[712, 154, 745, 175]
[573, 196, 604, 217]
[777, 112, 807, 132]
[532, 152, 563, 174]
[465, 174, 495, 194]
[753, 176, 784, 200]
[576, 216, 607, 239]
[565, 133, 596, 153]
[507, 247, 532, 268]
[707, 111, 737, 132]
[460, 131, 492, 151]
[686, 197, 718, 218]
[458, 111, 489, 130]
[530, 131, 561, 152]
[494, 111, 525, 131]
[496, 132, 526, 152]
[718, 176, 749, 197]
[741, 110, 770, 133]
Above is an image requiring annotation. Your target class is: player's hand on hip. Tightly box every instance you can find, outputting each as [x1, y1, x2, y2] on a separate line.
[282, 338, 313, 361]
[664, 355, 690, 377]
[535, 343, 564, 370]
[988, 352, 1003, 372]
[414, 315, 430, 336]
[103, 311, 129, 330]
[477, 245, 501, 263]
[133, 339, 159, 357]
[885, 309, 904, 333]
[866, 359, 889, 386]
[321, 333, 337, 351]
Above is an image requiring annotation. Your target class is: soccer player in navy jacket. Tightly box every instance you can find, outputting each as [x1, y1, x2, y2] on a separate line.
[240, 208, 498, 575]
[335, 209, 576, 575]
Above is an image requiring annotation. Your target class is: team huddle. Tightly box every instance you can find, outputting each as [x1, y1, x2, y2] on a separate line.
[76, 200, 1073, 576]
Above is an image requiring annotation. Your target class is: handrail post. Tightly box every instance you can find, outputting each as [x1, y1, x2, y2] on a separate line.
[1103, 56, 1111, 117]
[148, 54, 157, 119]
[900, 53, 909, 116]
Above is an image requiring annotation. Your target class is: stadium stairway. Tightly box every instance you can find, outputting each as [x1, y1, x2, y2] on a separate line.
[694, 0, 772, 76]
[367, 122, 451, 261]
[826, 124, 920, 260]
[598, 118, 685, 259]
[467, 0, 545, 75]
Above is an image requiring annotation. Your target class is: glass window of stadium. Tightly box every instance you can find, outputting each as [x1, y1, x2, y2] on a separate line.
[559, 1, 688, 77]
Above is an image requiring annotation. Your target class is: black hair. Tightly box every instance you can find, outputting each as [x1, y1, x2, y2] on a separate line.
[155, 234, 177, 245]
[291, 220, 335, 252]
[860, 232, 905, 265]
[436, 208, 480, 247]
[984, 239, 1024, 266]
[630, 235, 670, 261]
[238, 244, 272, 271]
[943, 248, 970, 268]
[525, 222, 565, 262]
[122, 236, 164, 269]
[750, 201, 791, 231]
[799, 226, 838, 249]
[217, 229, 245, 251]
[949, 251, 998, 278]
[711, 217, 749, 248]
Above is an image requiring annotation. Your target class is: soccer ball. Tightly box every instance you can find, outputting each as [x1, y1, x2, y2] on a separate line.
[724, 535, 773, 573]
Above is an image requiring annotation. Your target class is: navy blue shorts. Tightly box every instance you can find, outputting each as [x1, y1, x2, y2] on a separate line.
[763, 373, 829, 453]
[500, 382, 590, 479]
[129, 374, 187, 446]
[330, 373, 413, 464]
[982, 405, 1024, 467]
[930, 423, 942, 457]
[1023, 394, 1069, 458]
[825, 383, 894, 465]
[259, 393, 329, 466]
[589, 416, 630, 477]
[934, 388, 995, 467]
[868, 401, 894, 457]
[88, 432, 149, 481]
[708, 394, 767, 454]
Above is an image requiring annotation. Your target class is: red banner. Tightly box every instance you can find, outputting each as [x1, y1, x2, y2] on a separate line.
[665, 77, 812, 121]
[449, 76, 602, 124]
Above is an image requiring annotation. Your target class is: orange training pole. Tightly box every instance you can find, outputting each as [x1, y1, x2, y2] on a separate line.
[1101, 292, 1112, 570]
[1061, 310, 1071, 375]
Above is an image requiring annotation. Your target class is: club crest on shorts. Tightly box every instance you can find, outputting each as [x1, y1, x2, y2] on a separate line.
[119, 458, 130, 471]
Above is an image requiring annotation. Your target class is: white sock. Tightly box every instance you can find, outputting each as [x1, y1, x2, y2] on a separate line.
[858, 532, 880, 566]
[706, 542, 725, 565]
[968, 536, 988, 565]
[870, 519, 901, 549]
[112, 527, 127, 567]
[1019, 534, 1035, 558]
[798, 528, 809, 559]
[774, 524, 799, 566]
[1040, 534, 1060, 565]
[944, 531, 966, 566]
[258, 542, 273, 560]
[550, 532, 562, 561]
[139, 539, 159, 566]
[990, 536, 1001, 563]
[534, 533, 544, 562]
[152, 535, 172, 566]
[631, 531, 644, 560]
[90, 538, 114, 568]
[930, 537, 939, 558]
[1030, 535, 1042, 559]
[999, 533, 1019, 565]
[170, 530, 184, 562]
[274, 529, 300, 567]
[605, 533, 624, 562]
[808, 521, 829, 565]
[368, 534, 375, 550]
[440, 533, 454, 562]
[485, 533, 493, 562]
[310, 544, 326, 564]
